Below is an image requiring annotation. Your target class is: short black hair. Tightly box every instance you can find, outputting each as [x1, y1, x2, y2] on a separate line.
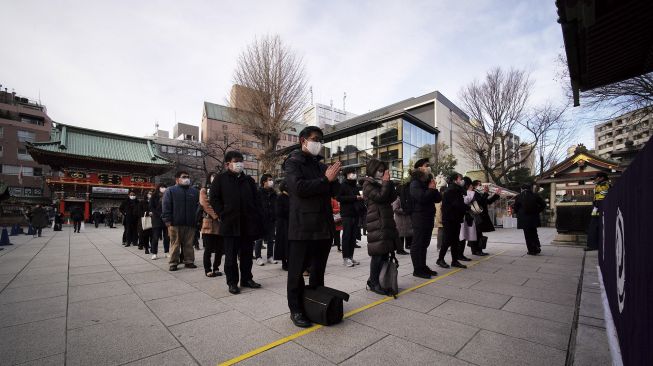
[260, 173, 273, 186]
[343, 166, 356, 175]
[366, 158, 386, 177]
[299, 126, 323, 141]
[175, 171, 189, 178]
[414, 158, 430, 169]
[449, 172, 462, 183]
[472, 180, 482, 187]
[463, 176, 473, 188]
[279, 180, 288, 193]
[224, 150, 244, 163]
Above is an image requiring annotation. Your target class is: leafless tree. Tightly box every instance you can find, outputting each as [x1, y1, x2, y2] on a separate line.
[458, 67, 568, 184]
[177, 135, 241, 180]
[231, 34, 309, 174]
[557, 53, 653, 114]
[433, 142, 458, 177]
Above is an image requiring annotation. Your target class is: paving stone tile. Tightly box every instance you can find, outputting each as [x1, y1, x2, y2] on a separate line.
[502, 297, 575, 324]
[416, 283, 511, 309]
[0, 317, 66, 365]
[0, 281, 67, 305]
[341, 334, 473, 366]
[68, 280, 133, 303]
[68, 270, 122, 286]
[122, 347, 198, 366]
[115, 263, 162, 275]
[68, 263, 115, 275]
[454, 269, 529, 286]
[0, 295, 66, 328]
[146, 291, 231, 326]
[579, 291, 604, 319]
[219, 289, 289, 321]
[6, 271, 68, 288]
[239, 341, 334, 366]
[17, 353, 65, 366]
[350, 303, 478, 355]
[470, 280, 577, 306]
[190, 279, 234, 300]
[123, 270, 175, 285]
[457, 330, 566, 366]
[67, 293, 150, 329]
[132, 279, 197, 301]
[66, 313, 180, 366]
[578, 315, 606, 328]
[429, 300, 570, 350]
[69, 255, 110, 268]
[573, 324, 612, 366]
[19, 265, 68, 276]
[522, 277, 579, 294]
[384, 291, 447, 313]
[169, 310, 281, 366]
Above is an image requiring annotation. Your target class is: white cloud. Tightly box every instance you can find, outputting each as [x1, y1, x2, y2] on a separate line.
[0, 0, 595, 146]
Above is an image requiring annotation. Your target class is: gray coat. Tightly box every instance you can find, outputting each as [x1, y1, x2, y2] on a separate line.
[392, 197, 413, 238]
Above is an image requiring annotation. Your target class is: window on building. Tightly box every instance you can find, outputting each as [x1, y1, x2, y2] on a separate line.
[0, 126, 3, 137]
[17, 130, 36, 142]
[33, 167, 42, 176]
[20, 115, 45, 126]
[17, 147, 33, 161]
[1, 165, 33, 176]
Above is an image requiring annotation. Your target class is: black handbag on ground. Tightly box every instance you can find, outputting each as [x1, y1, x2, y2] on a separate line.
[379, 252, 399, 298]
[303, 286, 350, 326]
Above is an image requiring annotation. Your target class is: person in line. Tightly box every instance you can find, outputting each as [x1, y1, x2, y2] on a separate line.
[254, 174, 278, 266]
[337, 167, 364, 263]
[162, 171, 199, 271]
[357, 177, 367, 243]
[149, 183, 169, 260]
[434, 175, 448, 250]
[392, 183, 412, 256]
[363, 159, 399, 295]
[107, 208, 115, 228]
[92, 210, 101, 228]
[200, 172, 223, 277]
[70, 205, 84, 234]
[120, 192, 139, 245]
[468, 181, 501, 256]
[458, 177, 476, 262]
[585, 172, 611, 252]
[210, 151, 263, 294]
[331, 198, 347, 254]
[513, 183, 546, 255]
[274, 180, 290, 271]
[409, 158, 442, 279]
[31, 204, 48, 237]
[284, 126, 341, 328]
[438, 173, 468, 269]
[138, 191, 153, 254]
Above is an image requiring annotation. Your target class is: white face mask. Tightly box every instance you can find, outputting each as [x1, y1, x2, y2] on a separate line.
[129, 195, 136, 200]
[147, 194, 152, 199]
[159, 187, 166, 193]
[347, 173, 357, 180]
[266, 180, 274, 188]
[305, 141, 322, 156]
[179, 178, 191, 186]
[421, 166, 432, 175]
[210, 175, 215, 183]
[230, 162, 244, 174]
[456, 179, 464, 187]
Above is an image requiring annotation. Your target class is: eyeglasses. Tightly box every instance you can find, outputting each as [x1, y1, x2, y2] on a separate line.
[180, 175, 190, 179]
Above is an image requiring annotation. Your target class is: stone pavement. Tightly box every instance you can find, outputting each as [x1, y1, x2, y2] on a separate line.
[0, 226, 610, 365]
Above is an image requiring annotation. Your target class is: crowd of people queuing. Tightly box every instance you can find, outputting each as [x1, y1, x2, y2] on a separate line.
[23, 125, 558, 329]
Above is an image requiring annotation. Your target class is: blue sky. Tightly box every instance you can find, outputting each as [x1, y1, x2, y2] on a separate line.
[1, 0, 598, 146]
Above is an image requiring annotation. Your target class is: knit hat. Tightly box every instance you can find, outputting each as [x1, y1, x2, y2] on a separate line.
[343, 166, 356, 175]
[414, 158, 430, 169]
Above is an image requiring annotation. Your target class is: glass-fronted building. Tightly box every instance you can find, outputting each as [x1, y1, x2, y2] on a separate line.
[320, 111, 437, 180]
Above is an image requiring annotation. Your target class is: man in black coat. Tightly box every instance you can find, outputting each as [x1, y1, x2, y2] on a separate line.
[513, 183, 546, 255]
[120, 192, 139, 245]
[409, 158, 442, 279]
[469, 180, 501, 256]
[438, 173, 468, 269]
[284, 126, 341, 328]
[337, 166, 363, 266]
[254, 174, 278, 266]
[210, 151, 263, 294]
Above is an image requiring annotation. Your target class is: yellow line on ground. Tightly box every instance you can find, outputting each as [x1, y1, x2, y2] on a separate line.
[218, 250, 506, 366]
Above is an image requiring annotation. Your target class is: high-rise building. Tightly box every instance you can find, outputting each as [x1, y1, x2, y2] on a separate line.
[594, 107, 652, 160]
[303, 102, 357, 128]
[0, 87, 53, 214]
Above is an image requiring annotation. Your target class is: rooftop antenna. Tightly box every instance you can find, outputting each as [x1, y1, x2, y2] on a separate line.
[309, 86, 313, 105]
[330, 99, 334, 126]
[155, 120, 159, 135]
[343, 92, 347, 114]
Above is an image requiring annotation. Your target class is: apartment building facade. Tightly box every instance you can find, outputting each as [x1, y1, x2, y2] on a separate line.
[594, 107, 652, 159]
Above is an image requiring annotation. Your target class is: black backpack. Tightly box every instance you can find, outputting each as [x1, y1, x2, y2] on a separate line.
[400, 184, 414, 215]
[303, 286, 350, 325]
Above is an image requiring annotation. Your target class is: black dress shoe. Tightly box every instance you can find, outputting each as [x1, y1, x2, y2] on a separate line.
[213, 270, 223, 276]
[425, 267, 438, 276]
[290, 312, 312, 328]
[354, 244, 361, 248]
[396, 250, 409, 255]
[241, 279, 261, 288]
[185, 263, 197, 269]
[436, 259, 450, 269]
[169, 265, 178, 271]
[366, 281, 387, 295]
[527, 251, 539, 256]
[451, 261, 467, 268]
[228, 285, 240, 294]
[413, 272, 432, 279]
[458, 256, 472, 262]
[476, 251, 489, 256]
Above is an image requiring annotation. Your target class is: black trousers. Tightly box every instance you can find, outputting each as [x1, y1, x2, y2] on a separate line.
[254, 225, 275, 259]
[439, 222, 462, 262]
[73, 220, 82, 232]
[398, 236, 412, 251]
[410, 216, 434, 274]
[124, 219, 138, 245]
[139, 229, 152, 249]
[341, 217, 357, 259]
[523, 228, 541, 253]
[587, 216, 601, 250]
[203, 234, 224, 273]
[150, 227, 170, 254]
[287, 239, 332, 314]
[223, 236, 254, 286]
[369, 253, 389, 286]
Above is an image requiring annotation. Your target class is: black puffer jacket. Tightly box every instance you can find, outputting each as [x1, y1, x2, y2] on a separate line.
[441, 183, 467, 225]
[363, 177, 399, 256]
[258, 187, 277, 229]
[409, 170, 441, 223]
[209, 171, 262, 237]
[513, 190, 545, 230]
[336, 179, 359, 218]
[283, 149, 340, 241]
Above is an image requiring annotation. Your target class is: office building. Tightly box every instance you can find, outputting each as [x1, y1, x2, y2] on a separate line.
[594, 107, 652, 160]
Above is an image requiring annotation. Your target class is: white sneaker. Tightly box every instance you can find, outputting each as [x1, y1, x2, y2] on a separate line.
[256, 258, 265, 266]
[151, 254, 157, 260]
[344, 258, 354, 267]
[351, 258, 360, 265]
[266, 258, 278, 264]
